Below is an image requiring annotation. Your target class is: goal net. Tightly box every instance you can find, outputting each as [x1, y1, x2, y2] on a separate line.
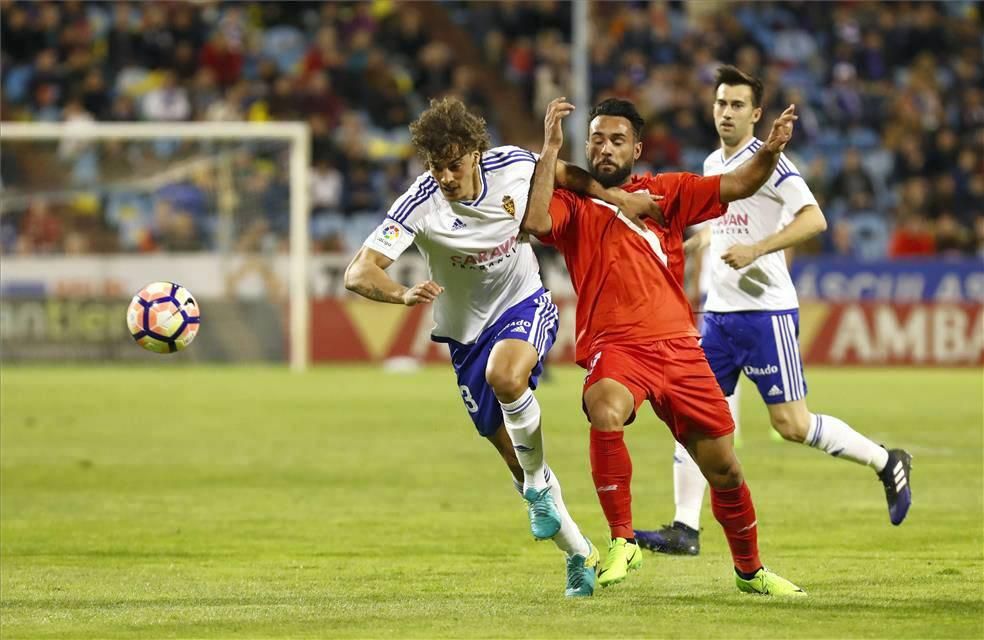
[0, 122, 311, 371]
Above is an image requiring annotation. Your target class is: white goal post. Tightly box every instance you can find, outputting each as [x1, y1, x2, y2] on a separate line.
[1, 121, 312, 371]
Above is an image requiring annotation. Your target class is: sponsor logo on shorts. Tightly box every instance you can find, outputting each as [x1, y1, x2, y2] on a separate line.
[498, 319, 532, 337]
[744, 364, 779, 376]
[767, 385, 783, 397]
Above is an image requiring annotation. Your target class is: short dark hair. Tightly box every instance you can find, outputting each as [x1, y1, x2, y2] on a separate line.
[409, 97, 491, 166]
[589, 98, 645, 140]
[714, 65, 764, 107]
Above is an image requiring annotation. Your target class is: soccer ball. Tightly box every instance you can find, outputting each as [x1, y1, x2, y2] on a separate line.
[126, 282, 201, 353]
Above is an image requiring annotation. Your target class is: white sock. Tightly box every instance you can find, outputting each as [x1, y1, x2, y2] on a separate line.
[805, 413, 889, 472]
[672, 440, 706, 531]
[511, 477, 523, 496]
[545, 466, 590, 557]
[727, 388, 741, 438]
[501, 389, 548, 491]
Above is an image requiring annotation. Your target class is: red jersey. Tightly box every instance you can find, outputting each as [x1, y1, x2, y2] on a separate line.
[540, 172, 727, 366]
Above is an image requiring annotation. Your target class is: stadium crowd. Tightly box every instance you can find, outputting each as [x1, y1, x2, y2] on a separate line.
[451, 0, 984, 258]
[2, 0, 981, 258]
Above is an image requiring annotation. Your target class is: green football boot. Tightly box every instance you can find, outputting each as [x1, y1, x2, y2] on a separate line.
[736, 568, 807, 597]
[523, 487, 561, 540]
[597, 537, 642, 587]
[564, 538, 599, 597]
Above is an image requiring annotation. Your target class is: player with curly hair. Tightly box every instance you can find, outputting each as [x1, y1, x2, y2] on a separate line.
[344, 97, 661, 597]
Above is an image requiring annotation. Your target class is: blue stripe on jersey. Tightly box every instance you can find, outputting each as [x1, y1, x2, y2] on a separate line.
[483, 152, 536, 170]
[774, 172, 802, 187]
[724, 139, 760, 166]
[483, 149, 535, 166]
[484, 148, 535, 162]
[777, 155, 793, 175]
[483, 155, 536, 172]
[461, 166, 490, 206]
[390, 178, 438, 223]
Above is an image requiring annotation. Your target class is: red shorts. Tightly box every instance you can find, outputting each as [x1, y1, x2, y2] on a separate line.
[582, 337, 735, 444]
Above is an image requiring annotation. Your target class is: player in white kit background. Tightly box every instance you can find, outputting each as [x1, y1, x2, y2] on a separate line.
[634, 66, 913, 556]
[344, 97, 661, 597]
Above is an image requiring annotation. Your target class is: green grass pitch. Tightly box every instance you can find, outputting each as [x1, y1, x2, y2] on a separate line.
[1, 365, 981, 638]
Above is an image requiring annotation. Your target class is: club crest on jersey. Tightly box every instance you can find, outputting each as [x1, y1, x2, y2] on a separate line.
[502, 195, 516, 216]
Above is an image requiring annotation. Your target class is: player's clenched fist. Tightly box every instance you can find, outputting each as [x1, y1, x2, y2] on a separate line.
[402, 280, 444, 306]
[621, 191, 666, 227]
[721, 242, 762, 269]
[543, 97, 575, 150]
[764, 104, 797, 154]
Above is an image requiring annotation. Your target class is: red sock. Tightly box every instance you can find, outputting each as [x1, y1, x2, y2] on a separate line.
[589, 428, 633, 539]
[710, 481, 762, 575]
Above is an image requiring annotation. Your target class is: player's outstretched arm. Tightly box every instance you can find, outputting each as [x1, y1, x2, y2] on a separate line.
[720, 104, 798, 203]
[521, 97, 570, 236]
[344, 247, 443, 306]
[721, 204, 827, 269]
[555, 161, 665, 225]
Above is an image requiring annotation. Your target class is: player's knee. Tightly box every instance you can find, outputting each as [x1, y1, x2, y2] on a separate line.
[771, 412, 808, 443]
[586, 402, 628, 431]
[704, 458, 744, 489]
[485, 366, 528, 403]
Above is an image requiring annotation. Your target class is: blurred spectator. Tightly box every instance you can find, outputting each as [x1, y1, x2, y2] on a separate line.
[829, 148, 878, 213]
[16, 199, 63, 254]
[141, 71, 190, 121]
[343, 161, 382, 214]
[1, 5, 40, 63]
[205, 81, 247, 121]
[380, 7, 427, 63]
[79, 69, 111, 120]
[302, 26, 344, 81]
[311, 158, 343, 214]
[889, 211, 936, 257]
[137, 5, 178, 70]
[199, 32, 244, 88]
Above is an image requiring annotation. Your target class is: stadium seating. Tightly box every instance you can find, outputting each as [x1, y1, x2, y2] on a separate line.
[1, 1, 980, 257]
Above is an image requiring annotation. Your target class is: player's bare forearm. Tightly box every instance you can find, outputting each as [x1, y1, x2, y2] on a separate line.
[721, 105, 798, 203]
[720, 146, 781, 202]
[344, 248, 407, 304]
[522, 146, 561, 236]
[556, 161, 619, 206]
[753, 205, 826, 255]
[523, 97, 571, 235]
[556, 160, 665, 225]
[686, 243, 704, 310]
[683, 226, 712, 256]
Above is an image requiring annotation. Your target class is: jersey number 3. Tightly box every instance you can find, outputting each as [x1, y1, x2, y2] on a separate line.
[460, 385, 479, 413]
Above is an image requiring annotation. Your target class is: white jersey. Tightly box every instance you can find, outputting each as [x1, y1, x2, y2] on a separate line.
[701, 138, 818, 312]
[364, 146, 542, 344]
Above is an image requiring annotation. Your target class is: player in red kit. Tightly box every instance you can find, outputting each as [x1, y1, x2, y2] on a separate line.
[523, 97, 806, 596]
